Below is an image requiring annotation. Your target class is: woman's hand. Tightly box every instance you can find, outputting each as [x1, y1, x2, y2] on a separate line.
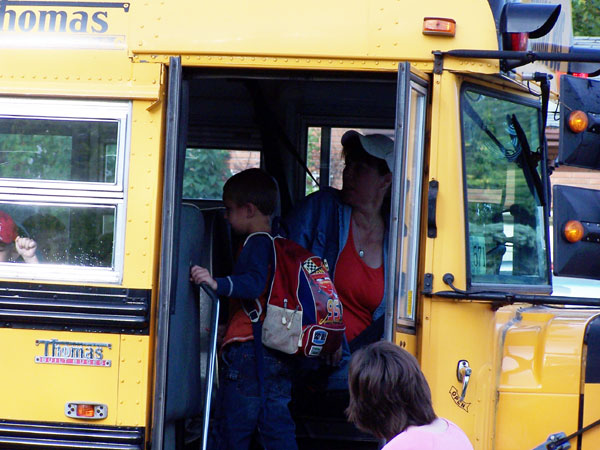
[190, 265, 218, 290]
[321, 345, 343, 367]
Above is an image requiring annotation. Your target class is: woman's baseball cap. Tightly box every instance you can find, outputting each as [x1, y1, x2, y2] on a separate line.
[341, 130, 395, 172]
[0, 211, 17, 244]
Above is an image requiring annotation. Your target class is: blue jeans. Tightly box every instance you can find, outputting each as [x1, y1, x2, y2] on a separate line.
[292, 335, 351, 392]
[211, 341, 297, 450]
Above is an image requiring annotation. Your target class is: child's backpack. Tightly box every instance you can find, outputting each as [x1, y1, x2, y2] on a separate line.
[245, 232, 345, 357]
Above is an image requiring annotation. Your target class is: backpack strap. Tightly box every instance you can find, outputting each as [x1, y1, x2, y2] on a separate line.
[240, 231, 273, 322]
[239, 231, 275, 422]
[243, 230, 274, 245]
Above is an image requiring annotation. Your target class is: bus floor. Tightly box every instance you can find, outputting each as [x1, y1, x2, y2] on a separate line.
[291, 387, 381, 450]
[183, 386, 380, 449]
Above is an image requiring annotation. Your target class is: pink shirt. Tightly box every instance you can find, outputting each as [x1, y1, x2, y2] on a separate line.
[383, 419, 473, 450]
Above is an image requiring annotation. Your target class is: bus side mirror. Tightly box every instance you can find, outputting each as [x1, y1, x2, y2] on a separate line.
[553, 185, 600, 279]
[559, 74, 600, 169]
[500, 3, 560, 51]
[568, 47, 600, 78]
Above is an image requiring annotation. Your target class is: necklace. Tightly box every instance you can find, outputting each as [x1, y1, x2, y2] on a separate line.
[353, 217, 380, 259]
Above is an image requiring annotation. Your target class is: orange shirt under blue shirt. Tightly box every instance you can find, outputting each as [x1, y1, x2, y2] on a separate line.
[334, 221, 385, 342]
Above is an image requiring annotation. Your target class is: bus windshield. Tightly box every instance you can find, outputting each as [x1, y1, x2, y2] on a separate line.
[461, 86, 549, 288]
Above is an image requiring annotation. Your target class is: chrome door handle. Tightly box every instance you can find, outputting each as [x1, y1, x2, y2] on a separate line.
[457, 360, 472, 402]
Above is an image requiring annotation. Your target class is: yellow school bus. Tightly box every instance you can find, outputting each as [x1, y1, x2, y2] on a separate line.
[1, 0, 600, 449]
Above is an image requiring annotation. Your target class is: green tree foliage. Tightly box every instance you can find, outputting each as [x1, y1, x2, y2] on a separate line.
[572, 0, 600, 36]
[0, 134, 72, 180]
[183, 148, 231, 199]
[305, 128, 321, 195]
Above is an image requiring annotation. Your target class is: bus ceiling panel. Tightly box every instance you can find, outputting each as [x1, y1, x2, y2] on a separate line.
[186, 77, 397, 131]
[186, 127, 263, 150]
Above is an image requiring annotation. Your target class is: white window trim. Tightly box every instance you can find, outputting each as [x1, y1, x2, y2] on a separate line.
[0, 98, 131, 284]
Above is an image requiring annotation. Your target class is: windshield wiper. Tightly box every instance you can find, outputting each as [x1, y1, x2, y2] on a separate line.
[509, 114, 545, 206]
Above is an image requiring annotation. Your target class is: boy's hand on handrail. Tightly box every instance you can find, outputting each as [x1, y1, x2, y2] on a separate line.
[190, 265, 218, 291]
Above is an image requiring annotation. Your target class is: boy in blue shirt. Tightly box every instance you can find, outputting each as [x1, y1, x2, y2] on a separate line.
[190, 168, 297, 450]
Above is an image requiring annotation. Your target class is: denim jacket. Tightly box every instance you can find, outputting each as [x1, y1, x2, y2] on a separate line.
[281, 187, 389, 323]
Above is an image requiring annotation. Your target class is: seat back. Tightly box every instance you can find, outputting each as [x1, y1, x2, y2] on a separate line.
[165, 203, 205, 420]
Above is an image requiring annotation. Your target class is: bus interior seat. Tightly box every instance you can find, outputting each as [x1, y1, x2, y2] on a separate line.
[162, 202, 236, 449]
[164, 203, 205, 448]
[200, 206, 234, 280]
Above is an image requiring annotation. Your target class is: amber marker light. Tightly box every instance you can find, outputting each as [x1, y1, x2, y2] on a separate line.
[423, 18, 456, 37]
[568, 110, 589, 133]
[76, 404, 96, 418]
[564, 220, 585, 243]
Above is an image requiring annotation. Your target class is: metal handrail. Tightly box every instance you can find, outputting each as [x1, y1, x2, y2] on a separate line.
[200, 283, 220, 450]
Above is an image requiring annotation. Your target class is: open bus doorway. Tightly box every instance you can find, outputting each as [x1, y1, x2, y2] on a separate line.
[155, 60, 429, 450]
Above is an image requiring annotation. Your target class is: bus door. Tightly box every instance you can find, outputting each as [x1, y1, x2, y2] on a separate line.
[386, 62, 429, 353]
[152, 57, 218, 450]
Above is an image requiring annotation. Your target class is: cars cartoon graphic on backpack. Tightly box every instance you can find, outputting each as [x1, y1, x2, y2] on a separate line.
[249, 232, 345, 357]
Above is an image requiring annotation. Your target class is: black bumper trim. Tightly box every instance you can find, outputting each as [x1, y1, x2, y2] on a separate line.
[0, 282, 150, 334]
[0, 421, 144, 449]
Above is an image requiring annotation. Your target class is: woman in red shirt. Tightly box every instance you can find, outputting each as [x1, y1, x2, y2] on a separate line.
[284, 130, 393, 387]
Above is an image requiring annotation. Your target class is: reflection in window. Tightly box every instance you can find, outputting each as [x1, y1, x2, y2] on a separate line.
[183, 148, 261, 199]
[0, 203, 115, 267]
[461, 88, 548, 286]
[0, 118, 119, 183]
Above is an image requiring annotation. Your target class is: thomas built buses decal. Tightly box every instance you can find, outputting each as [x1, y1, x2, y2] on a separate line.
[0, 1, 130, 49]
[35, 338, 112, 367]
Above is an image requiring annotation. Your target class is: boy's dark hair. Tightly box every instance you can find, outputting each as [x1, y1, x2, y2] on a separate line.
[223, 168, 279, 216]
[342, 133, 391, 176]
[346, 341, 437, 440]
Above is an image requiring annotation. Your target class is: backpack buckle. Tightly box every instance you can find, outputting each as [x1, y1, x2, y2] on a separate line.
[247, 309, 261, 323]
[243, 298, 263, 323]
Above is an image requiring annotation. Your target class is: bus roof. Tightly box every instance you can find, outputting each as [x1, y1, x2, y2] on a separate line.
[0, 0, 501, 80]
[131, 0, 498, 71]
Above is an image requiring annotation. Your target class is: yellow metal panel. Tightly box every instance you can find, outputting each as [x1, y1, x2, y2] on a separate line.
[420, 299, 497, 450]
[499, 311, 584, 393]
[0, 329, 120, 424]
[131, 0, 499, 65]
[145, 53, 425, 73]
[495, 392, 579, 449]
[0, 51, 161, 100]
[582, 383, 600, 449]
[115, 335, 150, 427]
[394, 331, 417, 356]
[425, 71, 468, 292]
[122, 98, 165, 290]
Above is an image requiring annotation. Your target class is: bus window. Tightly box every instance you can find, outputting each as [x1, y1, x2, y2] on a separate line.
[461, 87, 549, 288]
[305, 127, 392, 195]
[394, 80, 427, 327]
[0, 118, 118, 183]
[183, 148, 261, 199]
[0, 203, 115, 266]
[0, 98, 129, 284]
